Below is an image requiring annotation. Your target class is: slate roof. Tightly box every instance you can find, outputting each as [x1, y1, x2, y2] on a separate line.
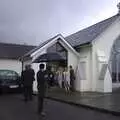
[0, 43, 36, 59]
[23, 14, 119, 59]
[65, 14, 119, 47]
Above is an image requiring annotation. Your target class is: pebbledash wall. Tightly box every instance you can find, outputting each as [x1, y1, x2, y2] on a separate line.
[0, 59, 22, 75]
[92, 16, 120, 93]
[68, 15, 120, 93]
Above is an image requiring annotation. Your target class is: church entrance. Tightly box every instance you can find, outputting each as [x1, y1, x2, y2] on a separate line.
[46, 42, 68, 71]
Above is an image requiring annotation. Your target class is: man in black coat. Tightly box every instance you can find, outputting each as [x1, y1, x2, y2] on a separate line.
[21, 64, 35, 102]
[37, 64, 48, 116]
[69, 65, 75, 92]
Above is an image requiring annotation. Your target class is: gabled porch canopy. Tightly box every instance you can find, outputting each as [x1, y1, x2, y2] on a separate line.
[30, 34, 80, 62]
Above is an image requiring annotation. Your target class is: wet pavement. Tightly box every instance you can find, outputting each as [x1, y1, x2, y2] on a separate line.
[45, 87, 120, 115]
[0, 94, 120, 120]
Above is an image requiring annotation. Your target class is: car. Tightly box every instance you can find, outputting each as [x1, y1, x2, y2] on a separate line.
[0, 70, 22, 93]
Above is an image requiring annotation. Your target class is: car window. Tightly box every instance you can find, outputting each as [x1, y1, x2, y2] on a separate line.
[0, 70, 18, 80]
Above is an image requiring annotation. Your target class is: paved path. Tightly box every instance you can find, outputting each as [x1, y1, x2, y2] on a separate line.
[45, 87, 120, 115]
[0, 94, 120, 120]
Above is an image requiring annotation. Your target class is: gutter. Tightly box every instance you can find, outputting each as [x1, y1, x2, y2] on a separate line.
[74, 42, 92, 50]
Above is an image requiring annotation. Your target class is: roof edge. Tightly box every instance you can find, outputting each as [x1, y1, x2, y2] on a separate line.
[65, 14, 119, 39]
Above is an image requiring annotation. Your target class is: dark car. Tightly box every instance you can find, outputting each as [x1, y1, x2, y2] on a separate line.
[0, 70, 22, 93]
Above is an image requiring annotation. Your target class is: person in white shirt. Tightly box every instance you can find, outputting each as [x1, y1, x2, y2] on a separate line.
[63, 67, 70, 92]
[56, 67, 63, 88]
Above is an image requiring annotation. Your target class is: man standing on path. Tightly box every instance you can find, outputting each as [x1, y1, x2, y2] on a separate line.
[69, 65, 75, 92]
[21, 64, 35, 102]
[37, 64, 48, 116]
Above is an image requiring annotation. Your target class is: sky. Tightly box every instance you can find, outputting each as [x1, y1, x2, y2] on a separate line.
[0, 0, 119, 45]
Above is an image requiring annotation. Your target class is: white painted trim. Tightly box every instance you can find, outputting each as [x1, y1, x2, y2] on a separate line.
[31, 34, 80, 58]
[31, 36, 59, 57]
[32, 49, 47, 62]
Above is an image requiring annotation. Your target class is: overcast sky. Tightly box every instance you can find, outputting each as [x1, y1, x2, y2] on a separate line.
[0, 0, 119, 45]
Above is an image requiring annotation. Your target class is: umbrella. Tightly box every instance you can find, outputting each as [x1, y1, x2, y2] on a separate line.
[33, 52, 66, 63]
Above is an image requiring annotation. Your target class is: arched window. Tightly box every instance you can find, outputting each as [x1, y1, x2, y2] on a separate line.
[110, 35, 120, 83]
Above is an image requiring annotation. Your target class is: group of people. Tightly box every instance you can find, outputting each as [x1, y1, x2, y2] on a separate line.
[55, 66, 75, 93]
[21, 64, 75, 116]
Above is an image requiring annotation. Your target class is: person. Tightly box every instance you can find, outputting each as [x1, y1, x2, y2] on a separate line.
[50, 67, 55, 86]
[56, 67, 63, 88]
[21, 64, 35, 102]
[37, 64, 48, 116]
[69, 65, 75, 92]
[47, 66, 54, 88]
[63, 67, 70, 93]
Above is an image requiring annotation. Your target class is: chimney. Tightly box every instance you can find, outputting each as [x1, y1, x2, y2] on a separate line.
[117, 2, 120, 14]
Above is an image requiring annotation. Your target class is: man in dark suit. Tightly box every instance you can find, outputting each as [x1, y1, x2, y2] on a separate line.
[37, 64, 48, 116]
[21, 64, 35, 102]
[69, 65, 75, 92]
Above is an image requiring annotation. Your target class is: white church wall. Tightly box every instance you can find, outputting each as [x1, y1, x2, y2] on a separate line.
[75, 46, 92, 91]
[68, 50, 78, 70]
[92, 16, 120, 93]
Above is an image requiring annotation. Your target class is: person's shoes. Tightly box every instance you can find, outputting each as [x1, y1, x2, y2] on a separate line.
[41, 112, 46, 116]
[37, 111, 46, 117]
